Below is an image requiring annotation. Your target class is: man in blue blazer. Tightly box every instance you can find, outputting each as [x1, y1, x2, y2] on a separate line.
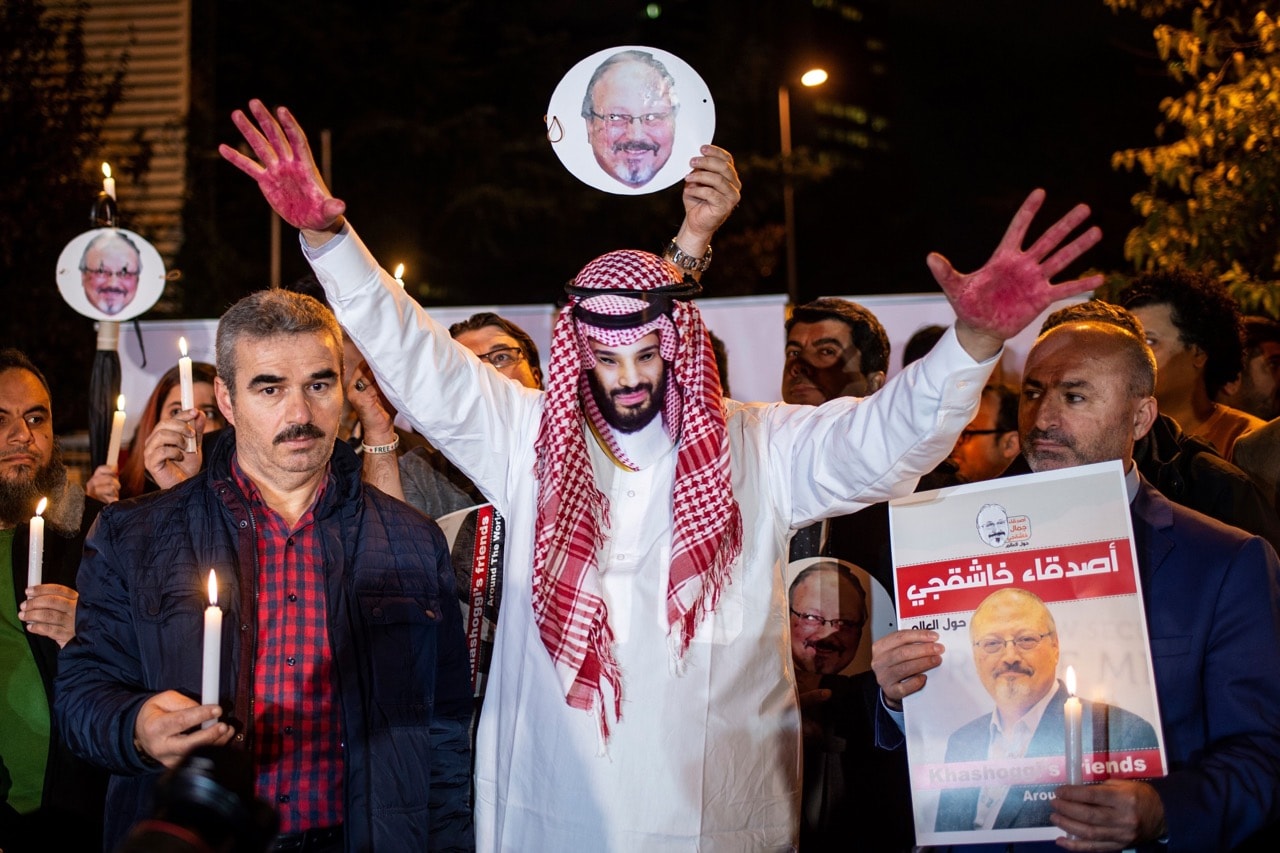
[934, 588, 1159, 834]
[874, 318, 1280, 851]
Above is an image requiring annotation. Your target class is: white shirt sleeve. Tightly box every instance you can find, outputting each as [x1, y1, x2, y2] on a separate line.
[301, 225, 541, 512]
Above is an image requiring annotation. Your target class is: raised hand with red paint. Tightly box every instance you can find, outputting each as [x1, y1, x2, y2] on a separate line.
[932, 189, 1102, 362]
[218, 99, 347, 247]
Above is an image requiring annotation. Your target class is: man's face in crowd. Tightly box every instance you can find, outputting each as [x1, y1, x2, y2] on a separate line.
[1129, 302, 1200, 406]
[970, 591, 1059, 723]
[0, 368, 65, 526]
[976, 504, 1010, 547]
[585, 61, 677, 188]
[81, 237, 141, 316]
[782, 319, 883, 405]
[950, 392, 1017, 483]
[1234, 341, 1280, 419]
[215, 332, 344, 485]
[455, 325, 542, 390]
[586, 331, 666, 433]
[789, 569, 867, 675]
[1019, 326, 1155, 473]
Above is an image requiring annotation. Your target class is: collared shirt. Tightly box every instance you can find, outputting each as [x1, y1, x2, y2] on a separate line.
[972, 682, 1059, 829]
[232, 459, 343, 833]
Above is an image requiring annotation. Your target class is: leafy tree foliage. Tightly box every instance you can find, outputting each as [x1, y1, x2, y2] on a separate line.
[0, 0, 125, 431]
[1108, 0, 1280, 315]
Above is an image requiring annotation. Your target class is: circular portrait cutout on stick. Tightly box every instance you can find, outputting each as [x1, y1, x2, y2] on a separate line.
[546, 45, 715, 195]
[785, 556, 895, 677]
[56, 227, 165, 321]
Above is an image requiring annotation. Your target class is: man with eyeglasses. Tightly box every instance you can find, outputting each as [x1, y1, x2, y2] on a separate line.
[934, 588, 1157, 834]
[874, 320, 1280, 851]
[949, 383, 1021, 483]
[449, 312, 544, 391]
[581, 50, 678, 189]
[789, 562, 868, 687]
[79, 231, 141, 316]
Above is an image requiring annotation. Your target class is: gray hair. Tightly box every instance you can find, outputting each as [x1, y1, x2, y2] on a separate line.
[580, 50, 680, 119]
[79, 230, 141, 274]
[216, 289, 343, 395]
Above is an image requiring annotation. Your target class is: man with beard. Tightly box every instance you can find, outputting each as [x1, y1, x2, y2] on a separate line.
[581, 50, 678, 189]
[873, 321, 1280, 851]
[0, 349, 105, 851]
[221, 98, 1103, 849]
[55, 291, 472, 852]
[79, 231, 142, 316]
[933, 588, 1157, 833]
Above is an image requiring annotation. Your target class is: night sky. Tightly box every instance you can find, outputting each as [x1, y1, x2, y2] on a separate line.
[181, 0, 1174, 310]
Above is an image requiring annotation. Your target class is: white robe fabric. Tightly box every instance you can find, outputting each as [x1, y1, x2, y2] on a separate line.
[305, 226, 995, 852]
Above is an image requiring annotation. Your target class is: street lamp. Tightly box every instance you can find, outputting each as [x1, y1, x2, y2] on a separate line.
[779, 68, 828, 306]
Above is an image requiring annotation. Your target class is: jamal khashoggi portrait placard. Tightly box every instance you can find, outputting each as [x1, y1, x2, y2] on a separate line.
[888, 461, 1167, 847]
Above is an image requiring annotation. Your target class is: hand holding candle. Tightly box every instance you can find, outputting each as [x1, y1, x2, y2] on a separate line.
[27, 497, 47, 589]
[202, 569, 222, 729]
[1064, 665, 1083, 785]
[178, 337, 196, 452]
[106, 394, 127, 470]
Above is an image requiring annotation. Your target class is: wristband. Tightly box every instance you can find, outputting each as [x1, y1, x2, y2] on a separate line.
[361, 436, 400, 455]
[664, 239, 713, 273]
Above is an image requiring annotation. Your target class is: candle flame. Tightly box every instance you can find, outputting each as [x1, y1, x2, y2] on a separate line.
[393, 263, 405, 280]
[207, 569, 218, 607]
[179, 336, 189, 357]
[1065, 664, 1077, 696]
[35, 497, 47, 517]
[116, 394, 126, 412]
[102, 162, 112, 179]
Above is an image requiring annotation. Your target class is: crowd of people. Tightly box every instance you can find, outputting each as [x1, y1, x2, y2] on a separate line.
[1, 96, 1278, 853]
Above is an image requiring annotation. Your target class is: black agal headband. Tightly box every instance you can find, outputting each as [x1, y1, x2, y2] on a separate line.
[565, 277, 702, 329]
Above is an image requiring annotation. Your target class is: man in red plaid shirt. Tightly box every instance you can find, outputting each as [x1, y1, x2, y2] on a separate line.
[56, 290, 473, 852]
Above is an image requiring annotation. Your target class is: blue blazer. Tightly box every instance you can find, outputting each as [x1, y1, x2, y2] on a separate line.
[935, 681, 1159, 832]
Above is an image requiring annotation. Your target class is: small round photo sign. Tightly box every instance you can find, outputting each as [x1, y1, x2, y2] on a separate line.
[56, 227, 166, 322]
[546, 45, 715, 195]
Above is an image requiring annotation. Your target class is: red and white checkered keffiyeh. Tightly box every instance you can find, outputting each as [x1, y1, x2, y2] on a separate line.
[532, 249, 742, 737]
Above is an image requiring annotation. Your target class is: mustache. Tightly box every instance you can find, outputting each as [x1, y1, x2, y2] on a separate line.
[804, 638, 845, 654]
[611, 383, 653, 400]
[0, 449, 38, 463]
[273, 423, 326, 444]
[995, 662, 1035, 677]
[1026, 426, 1072, 446]
[95, 285, 130, 295]
[613, 141, 659, 154]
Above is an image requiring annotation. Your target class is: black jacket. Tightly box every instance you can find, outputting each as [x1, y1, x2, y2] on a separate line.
[1, 492, 107, 852]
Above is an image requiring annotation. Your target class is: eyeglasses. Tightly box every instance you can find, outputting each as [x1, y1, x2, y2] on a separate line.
[589, 111, 674, 129]
[958, 428, 1002, 443]
[81, 266, 139, 280]
[790, 608, 864, 631]
[973, 632, 1055, 655]
[476, 346, 527, 370]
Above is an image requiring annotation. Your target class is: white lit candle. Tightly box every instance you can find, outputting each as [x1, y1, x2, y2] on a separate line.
[1064, 665, 1083, 785]
[393, 263, 406, 288]
[102, 162, 116, 200]
[27, 497, 47, 589]
[201, 569, 222, 728]
[178, 337, 196, 452]
[106, 394, 127, 470]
